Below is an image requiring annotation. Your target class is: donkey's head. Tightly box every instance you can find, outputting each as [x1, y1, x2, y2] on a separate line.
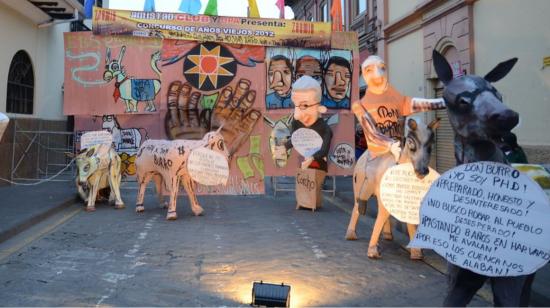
[401, 118, 440, 179]
[264, 115, 293, 168]
[103, 46, 126, 82]
[203, 127, 229, 159]
[432, 50, 519, 160]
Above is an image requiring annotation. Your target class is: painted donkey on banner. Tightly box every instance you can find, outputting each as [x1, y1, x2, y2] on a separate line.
[103, 46, 162, 113]
[134, 128, 228, 220]
[430, 50, 528, 307]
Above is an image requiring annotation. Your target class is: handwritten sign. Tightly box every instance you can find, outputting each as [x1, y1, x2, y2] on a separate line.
[291, 128, 322, 158]
[409, 161, 550, 276]
[380, 163, 440, 224]
[80, 131, 113, 149]
[330, 143, 355, 169]
[187, 147, 229, 186]
[0, 112, 8, 141]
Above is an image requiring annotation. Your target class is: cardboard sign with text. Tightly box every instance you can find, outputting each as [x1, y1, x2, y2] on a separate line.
[380, 163, 440, 224]
[80, 131, 113, 149]
[409, 162, 550, 276]
[291, 128, 323, 157]
[187, 147, 229, 186]
[295, 168, 326, 211]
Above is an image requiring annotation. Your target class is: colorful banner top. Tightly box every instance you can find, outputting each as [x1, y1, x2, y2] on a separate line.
[92, 7, 332, 49]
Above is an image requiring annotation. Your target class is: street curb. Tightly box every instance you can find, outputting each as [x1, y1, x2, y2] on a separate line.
[0, 195, 79, 244]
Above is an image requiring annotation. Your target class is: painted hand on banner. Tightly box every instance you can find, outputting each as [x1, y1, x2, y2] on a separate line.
[165, 81, 210, 140]
[211, 78, 261, 157]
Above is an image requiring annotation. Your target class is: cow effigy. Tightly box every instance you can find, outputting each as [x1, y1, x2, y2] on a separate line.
[70, 143, 125, 212]
[134, 129, 228, 220]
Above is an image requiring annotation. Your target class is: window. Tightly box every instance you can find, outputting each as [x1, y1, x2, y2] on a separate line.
[357, 0, 366, 15]
[6, 50, 34, 114]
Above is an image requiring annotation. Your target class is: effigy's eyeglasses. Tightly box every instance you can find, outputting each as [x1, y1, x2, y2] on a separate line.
[295, 103, 320, 110]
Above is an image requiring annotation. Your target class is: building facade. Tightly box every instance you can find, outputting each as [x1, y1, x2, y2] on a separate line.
[0, 0, 87, 184]
[291, 0, 550, 172]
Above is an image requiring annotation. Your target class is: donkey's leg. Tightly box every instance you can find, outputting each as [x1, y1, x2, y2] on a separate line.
[136, 172, 153, 213]
[407, 224, 423, 260]
[346, 173, 372, 240]
[123, 100, 131, 113]
[152, 173, 167, 209]
[166, 177, 180, 220]
[382, 218, 393, 241]
[86, 176, 101, 212]
[109, 164, 125, 209]
[181, 176, 203, 216]
[131, 100, 138, 112]
[368, 200, 391, 259]
[146, 100, 156, 112]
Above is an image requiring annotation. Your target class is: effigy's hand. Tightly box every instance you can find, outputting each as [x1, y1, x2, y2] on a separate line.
[211, 79, 261, 156]
[165, 81, 209, 140]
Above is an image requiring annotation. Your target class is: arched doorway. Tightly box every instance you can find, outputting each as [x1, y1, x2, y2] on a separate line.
[6, 50, 34, 115]
[432, 43, 461, 173]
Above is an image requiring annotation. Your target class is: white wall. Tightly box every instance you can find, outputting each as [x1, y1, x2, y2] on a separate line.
[474, 0, 550, 146]
[0, 3, 67, 120]
[387, 29, 425, 122]
[388, 0, 423, 24]
[388, 29, 425, 97]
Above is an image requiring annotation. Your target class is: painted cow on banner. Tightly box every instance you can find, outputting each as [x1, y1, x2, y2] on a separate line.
[71, 144, 125, 212]
[135, 129, 228, 220]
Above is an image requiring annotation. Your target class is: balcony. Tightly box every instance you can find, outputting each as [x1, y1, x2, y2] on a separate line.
[1, 0, 84, 25]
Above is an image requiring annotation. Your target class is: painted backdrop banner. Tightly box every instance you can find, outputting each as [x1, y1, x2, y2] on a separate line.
[65, 30, 358, 194]
[92, 7, 332, 48]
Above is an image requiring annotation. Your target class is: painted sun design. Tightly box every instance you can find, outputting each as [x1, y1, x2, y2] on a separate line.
[184, 44, 235, 90]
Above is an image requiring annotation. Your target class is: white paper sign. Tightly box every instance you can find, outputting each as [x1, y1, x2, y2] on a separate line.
[409, 161, 550, 276]
[291, 128, 322, 157]
[81, 131, 113, 149]
[0, 112, 8, 141]
[380, 163, 440, 224]
[187, 147, 229, 186]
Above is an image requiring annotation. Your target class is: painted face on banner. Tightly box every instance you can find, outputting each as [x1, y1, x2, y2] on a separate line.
[292, 90, 327, 127]
[296, 57, 323, 85]
[325, 63, 351, 101]
[362, 57, 388, 94]
[268, 58, 292, 97]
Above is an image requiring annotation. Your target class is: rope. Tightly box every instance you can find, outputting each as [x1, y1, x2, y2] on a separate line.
[0, 158, 76, 186]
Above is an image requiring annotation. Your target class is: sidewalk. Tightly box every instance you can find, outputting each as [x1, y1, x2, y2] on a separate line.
[0, 176, 548, 306]
[0, 181, 77, 243]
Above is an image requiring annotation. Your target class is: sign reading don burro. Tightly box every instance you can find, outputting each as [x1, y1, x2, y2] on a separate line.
[409, 161, 550, 276]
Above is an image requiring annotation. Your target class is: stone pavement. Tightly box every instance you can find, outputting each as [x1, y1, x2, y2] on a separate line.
[0, 177, 548, 306]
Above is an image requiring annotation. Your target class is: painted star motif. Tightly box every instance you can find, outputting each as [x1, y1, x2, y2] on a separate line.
[185, 45, 234, 89]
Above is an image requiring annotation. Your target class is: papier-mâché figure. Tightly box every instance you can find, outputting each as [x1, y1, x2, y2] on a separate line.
[348, 55, 445, 260]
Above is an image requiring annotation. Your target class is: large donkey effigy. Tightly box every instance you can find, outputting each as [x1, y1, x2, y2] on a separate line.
[431, 49, 526, 306]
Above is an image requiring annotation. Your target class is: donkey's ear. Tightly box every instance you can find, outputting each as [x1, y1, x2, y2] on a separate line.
[263, 115, 275, 128]
[117, 46, 126, 64]
[484, 58, 518, 83]
[407, 118, 418, 131]
[428, 117, 441, 130]
[432, 50, 453, 85]
[106, 48, 111, 64]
